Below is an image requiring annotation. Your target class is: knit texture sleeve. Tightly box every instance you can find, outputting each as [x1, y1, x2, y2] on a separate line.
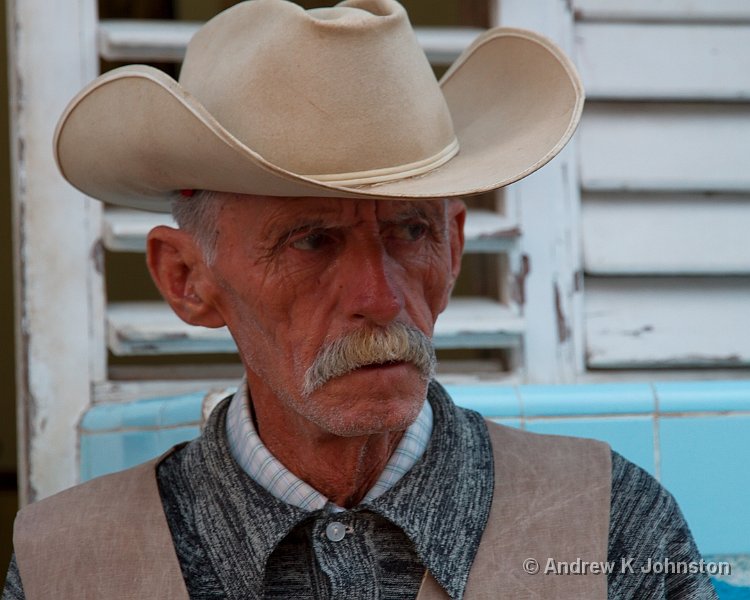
[2, 554, 25, 600]
[607, 451, 718, 599]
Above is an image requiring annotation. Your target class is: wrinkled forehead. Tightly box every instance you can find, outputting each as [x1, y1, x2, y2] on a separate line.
[216, 194, 449, 228]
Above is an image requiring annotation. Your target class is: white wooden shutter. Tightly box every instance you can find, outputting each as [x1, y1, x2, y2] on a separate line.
[9, 0, 103, 503]
[572, 1, 750, 369]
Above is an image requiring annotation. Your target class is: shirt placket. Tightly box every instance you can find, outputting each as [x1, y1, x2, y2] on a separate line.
[312, 512, 380, 600]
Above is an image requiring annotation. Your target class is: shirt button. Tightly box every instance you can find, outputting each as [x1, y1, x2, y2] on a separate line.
[325, 521, 347, 542]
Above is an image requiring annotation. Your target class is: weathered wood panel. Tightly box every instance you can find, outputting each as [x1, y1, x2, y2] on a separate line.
[576, 23, 750, 100]
[495, 0, 586, 383]
[107, 298, 524, 355]
[99, 20, 483, 65]
[582, 193, 750, 275]
[94, 378, 240, 405]
[103, 208, 171, 252]
[103, 207, 519, 254]
[9, 0, 102, 502]
[585, 278, 750, 368]
[579, 103, 750, 192]
[98, 20, 198, 62]
[461, 209, 520, 253]
[573, 0, 750, 23]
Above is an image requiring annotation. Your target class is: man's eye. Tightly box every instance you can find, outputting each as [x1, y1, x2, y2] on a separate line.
[290, 232, 331, 251]
[392, 222, 429, 242]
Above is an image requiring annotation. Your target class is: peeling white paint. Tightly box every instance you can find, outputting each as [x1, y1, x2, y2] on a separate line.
[9, 0, 102, 503]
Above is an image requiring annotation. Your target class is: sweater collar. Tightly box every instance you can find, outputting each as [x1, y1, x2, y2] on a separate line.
[364, 381, 494, 598]
[188, 380, 493, 600]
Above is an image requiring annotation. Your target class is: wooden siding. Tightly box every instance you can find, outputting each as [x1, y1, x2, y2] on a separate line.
[98, 20, 484, 65]
[579, 103, 750, 192]
[8, 0, 103, 502]
[585, 278, 750, 368]
[572, 0, 750, 23]
[581, 193, 750, 275]
[575, 1, 750, 373]
[495, 0, 586, 383]
[576, 23, 750, 100]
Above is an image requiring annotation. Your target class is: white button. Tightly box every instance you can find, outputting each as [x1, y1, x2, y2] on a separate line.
[325, 521, 347, 542]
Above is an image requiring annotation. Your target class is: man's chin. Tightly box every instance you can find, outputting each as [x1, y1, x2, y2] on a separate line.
[302, 365, 429, 436]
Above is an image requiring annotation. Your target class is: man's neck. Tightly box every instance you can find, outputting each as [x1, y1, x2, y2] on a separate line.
[248, 386, 405, 508]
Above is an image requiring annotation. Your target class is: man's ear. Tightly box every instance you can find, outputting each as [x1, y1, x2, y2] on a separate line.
[146, 226, 226, 328]
[447, 199, 466, 287]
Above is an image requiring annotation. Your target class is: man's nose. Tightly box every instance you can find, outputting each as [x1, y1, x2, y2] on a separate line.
[337, 238, 404, 327]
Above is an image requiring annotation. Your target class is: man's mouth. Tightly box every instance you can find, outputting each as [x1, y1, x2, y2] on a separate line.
[356, 360, 408, 371]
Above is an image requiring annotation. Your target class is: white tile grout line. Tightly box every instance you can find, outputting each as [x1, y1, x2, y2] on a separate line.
[650, 382, 661, 482]
[513, 385, 526, 430]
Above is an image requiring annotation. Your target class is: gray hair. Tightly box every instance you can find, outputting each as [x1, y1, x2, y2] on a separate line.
[302, 322, 436, 397]
[170, 190, 225, 264]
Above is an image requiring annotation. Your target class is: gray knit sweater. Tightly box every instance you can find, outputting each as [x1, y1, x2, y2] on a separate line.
[4, 381, 717, 599]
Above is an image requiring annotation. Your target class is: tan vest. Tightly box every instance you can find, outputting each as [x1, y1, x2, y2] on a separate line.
[14, 423, 611, 599]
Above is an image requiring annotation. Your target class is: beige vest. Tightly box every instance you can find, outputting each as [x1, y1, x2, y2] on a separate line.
[14, 423, 611, 599]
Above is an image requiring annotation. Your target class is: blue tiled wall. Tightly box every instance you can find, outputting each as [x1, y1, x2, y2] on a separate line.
[80, 393, 204, 480]
[660, 415, 750, 556]
[81, 380, 750, 572]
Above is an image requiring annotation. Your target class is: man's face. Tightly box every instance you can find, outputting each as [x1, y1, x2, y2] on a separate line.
[196, 195, 465, 437]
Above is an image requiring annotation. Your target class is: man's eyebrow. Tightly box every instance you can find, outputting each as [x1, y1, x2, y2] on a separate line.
[262, 218, 329, 247]
[385, 203, 442, 224]
[260, 208, 341, 241]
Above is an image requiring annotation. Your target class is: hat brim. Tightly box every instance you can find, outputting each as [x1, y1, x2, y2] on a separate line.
[55, 28, 584, 212]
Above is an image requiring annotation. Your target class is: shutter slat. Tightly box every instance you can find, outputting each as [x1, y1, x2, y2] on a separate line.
[585, 278, 750, 368]
[573, 0, 750, 23]
[98, 20, 199, 62]
[582, 193, 750, 275]
[576, 23, 750, 101]
[579, 103, 750, 192]
[463, 209, 520, 253]
[98, 20, 483, 65]
[103, 209, 171, 252]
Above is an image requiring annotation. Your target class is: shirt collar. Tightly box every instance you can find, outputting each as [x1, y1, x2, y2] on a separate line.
[225, 376, 433, 511]
[190, 380, 493, 600]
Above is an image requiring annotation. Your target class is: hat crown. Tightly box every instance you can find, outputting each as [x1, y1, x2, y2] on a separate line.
[178, 0, 457, 178]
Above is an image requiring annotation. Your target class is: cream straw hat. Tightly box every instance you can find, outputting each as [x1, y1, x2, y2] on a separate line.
[54, 0, 584, 212]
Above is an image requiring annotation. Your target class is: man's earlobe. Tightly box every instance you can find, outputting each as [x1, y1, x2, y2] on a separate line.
[146, 226, 226, 328]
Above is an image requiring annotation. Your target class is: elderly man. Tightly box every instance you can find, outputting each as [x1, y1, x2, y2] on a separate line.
[6, 0, 716, 598]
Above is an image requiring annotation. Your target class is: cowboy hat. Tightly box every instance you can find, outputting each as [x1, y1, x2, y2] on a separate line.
[54, 0, 584, 212]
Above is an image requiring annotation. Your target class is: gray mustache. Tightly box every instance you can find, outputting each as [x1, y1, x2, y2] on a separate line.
[302, 322, 436, 396]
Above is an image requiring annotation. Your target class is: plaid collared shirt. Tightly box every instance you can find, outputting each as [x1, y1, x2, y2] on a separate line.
[225, 378, 433, 512]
